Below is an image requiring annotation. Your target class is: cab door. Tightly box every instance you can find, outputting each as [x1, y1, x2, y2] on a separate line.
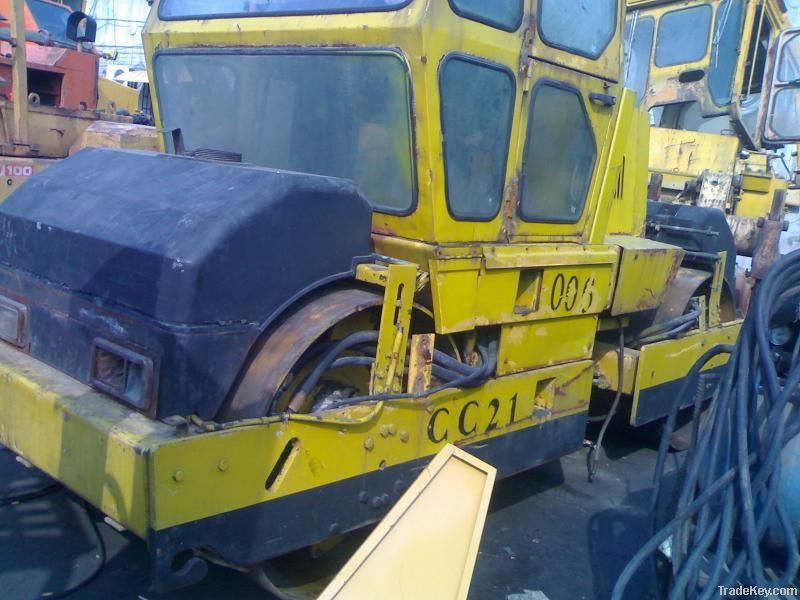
[507, 0, 624, 243]
[760, 27, 800, 145]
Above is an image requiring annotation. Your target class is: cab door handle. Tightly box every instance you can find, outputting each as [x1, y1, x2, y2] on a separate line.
[589, 93, 617, 107]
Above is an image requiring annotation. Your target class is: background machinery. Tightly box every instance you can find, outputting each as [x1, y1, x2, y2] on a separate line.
[0, 0, 154, 200]
[625, 0, 800, 306]
[0, 0, 797, 594]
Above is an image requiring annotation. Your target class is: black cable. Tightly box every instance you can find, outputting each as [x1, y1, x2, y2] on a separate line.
[0, 482, 107, 598]
[613, 249, 800, 600]
[0, 483, 62, 506]
[292, 331, 488, 412]
[329, 356, 467, 383]
[43, 500, 108, 599]
[587, 321, 625, 482]
[314, 341, 498, 412]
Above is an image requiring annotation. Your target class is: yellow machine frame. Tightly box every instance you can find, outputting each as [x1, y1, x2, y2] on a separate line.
[0, 0, 756, 590]
[626, 0, 794, 231]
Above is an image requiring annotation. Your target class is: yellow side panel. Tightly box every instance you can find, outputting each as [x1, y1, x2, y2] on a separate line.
[0, 343, 160, 538]
[431, 259, 616, 333]
[150, 361, 592, 530]
[648, 128, 738, 178]
[97, 78, 140, 115]
[632, 321, 741, 402]
[498, 316, 597, 375]
[606, 235, 684, 316]
[0, 156, 54, 202]
[604, 92, 650, 237]
[738, 174, 787, 218]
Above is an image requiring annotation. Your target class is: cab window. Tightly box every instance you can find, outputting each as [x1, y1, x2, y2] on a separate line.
[159, 0, 411, 19]
[155, 51, 415, 214]
[769, 33, 800, 139]
[778, 32, 800, 82]
[708, 0, 745, 106]
[740, 6, 775, 138]
[440, 56, 515, 220]
[624, 15, 655, 103]
[448, 0, 523, 32]
[539, 0, 617, 59]
[520, 83, 596, 223]
[654, 5, 713, 67]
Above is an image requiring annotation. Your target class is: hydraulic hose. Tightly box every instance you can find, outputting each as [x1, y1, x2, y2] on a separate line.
[313, 341, 498, 412]
[613, 249, 800, 600]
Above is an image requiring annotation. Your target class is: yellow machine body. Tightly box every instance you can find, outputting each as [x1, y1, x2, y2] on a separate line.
[626, 0, 794, 229]
[0, 0, 767, 590]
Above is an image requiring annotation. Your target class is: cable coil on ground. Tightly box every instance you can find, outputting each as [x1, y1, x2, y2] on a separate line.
[614, 249, 800, 599]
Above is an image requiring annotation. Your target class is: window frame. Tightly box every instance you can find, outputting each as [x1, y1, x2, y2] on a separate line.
[708, 0, 745, 107]
[438, 53, 516, 222]
[536, 0, 618, 61]
[624, 14, 656, 104]
[157, 0, 414, 21]
[447, 0, 523, 33]
[653, 3, 714, 68]
[762, 28, 800, 144]
[151, 47, 419, 217]
[518, 79, 598, 225]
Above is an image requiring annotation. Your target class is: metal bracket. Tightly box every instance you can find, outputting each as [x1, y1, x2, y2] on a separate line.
[370, 263, 418, 395]
[708, 250, 726, 327]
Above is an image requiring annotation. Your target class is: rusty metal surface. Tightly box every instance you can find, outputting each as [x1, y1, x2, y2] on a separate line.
[697, 170, 734, 212]
[751, 190, 788, 280]
[653, 267, 711, 324]
[407, 333, 433, 394]
[219, 288, 382, 421]
[727, 215, 760, 256]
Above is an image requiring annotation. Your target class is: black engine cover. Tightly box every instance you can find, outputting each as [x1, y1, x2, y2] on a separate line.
[0, 148, 373, 418]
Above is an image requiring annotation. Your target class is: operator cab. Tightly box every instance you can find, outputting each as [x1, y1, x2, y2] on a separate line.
[146, 0, 627, 246]
[624, 0, 800, 151]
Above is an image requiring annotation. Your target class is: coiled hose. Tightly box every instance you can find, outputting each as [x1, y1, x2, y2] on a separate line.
[613, 249, 800, 600]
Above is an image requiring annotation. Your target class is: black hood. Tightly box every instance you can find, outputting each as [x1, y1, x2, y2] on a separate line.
[0, 147, 373, 325]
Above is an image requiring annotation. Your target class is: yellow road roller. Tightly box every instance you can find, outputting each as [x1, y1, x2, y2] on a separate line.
[0, 0, 797, 591]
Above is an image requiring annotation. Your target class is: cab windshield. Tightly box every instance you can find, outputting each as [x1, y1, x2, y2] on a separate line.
[154, 51, 415, 213]
[159, 0, 410, 19]
[0, 0, 74, 47]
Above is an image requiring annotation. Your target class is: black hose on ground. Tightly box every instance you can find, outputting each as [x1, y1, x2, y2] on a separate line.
[612, 249, 800, 600]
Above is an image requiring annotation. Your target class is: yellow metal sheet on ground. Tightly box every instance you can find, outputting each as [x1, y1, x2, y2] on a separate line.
[320, 445, 495, 600]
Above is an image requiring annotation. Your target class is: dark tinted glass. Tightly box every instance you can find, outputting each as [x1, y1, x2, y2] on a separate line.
[160, 0, 410, 19]
[539, 0, 617, 59]
[655, 5, 713, 67]
[520, 84, 596, 222]
[709, 0, 745, 105]
[155, 52, 414, 213]
[448, 0, 523, 32]
[440, 57, 514, 220]
[624, 16, 655, 103]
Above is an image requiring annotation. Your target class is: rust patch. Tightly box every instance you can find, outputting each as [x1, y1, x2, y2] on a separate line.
[499, 175, 520, 242]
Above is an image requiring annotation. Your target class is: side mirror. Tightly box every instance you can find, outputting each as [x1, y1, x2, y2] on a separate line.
[761, 27, 800, 144]
[66, 11, 97, 43]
